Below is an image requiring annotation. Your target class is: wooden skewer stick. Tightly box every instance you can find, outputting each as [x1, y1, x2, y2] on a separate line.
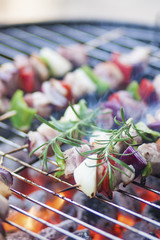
[5, 144, 29, 155]
[58, 184, 80, 193]
[0, 110, 17, 122]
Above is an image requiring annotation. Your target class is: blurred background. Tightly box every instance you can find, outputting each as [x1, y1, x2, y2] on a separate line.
[0, 0, 160, 26]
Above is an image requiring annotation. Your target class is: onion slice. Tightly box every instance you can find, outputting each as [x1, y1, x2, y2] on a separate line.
[0, 168, 13, 187]
[120, 146, 147, 178]
[74, 155, 97, 198]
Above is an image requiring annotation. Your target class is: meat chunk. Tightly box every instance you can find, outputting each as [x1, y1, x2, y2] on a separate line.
[64, 144, 91, 178]
[24, 92, 52, 117]
[137, 142, 160, 176]
[30, 54, 49, 82]
[110, 90, 147, 121]
[64, 69, 96, 98]
[0, 97, 10, 113]
[28, 124, 59, 157]
[28, 131, 47, 157]
[41, 79, 68, 108]
[57, 44, 87, 67]
[94, 62, 124, 89]
[0, 62, 19, 97]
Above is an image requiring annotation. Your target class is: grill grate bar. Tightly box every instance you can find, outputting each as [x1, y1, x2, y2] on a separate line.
[133, 181, 160, 195]
[118, 189, 160, 210]
[0, 150, 71, 186]
[0, 122, 27, 138]
[0, 136, 26, 150]
[4, 220, 48, 240]
[95, 196, 160, 228]
[11, 188, 121, 240]
[9, 204, 85, 240]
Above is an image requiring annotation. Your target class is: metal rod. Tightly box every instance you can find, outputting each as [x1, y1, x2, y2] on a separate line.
[4, 220, 48, 240]
[0, 150, 72, 186]
[9, 204, 85, 240]
[118, 189, 160, 210]
[133, 181, 160, 195]
[95, 196, 160, 228]
[0, 122, 27, 138]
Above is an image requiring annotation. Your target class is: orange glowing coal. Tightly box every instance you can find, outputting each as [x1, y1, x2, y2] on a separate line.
[3, 194, 65, 233]
[114, 213, 136, 237]
[77, 225, 106, 240]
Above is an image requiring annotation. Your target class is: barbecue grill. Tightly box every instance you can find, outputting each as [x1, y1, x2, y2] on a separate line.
[0, 21, 160, 240]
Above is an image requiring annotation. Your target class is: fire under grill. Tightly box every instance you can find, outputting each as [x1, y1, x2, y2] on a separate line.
[0, 21, 160, 239]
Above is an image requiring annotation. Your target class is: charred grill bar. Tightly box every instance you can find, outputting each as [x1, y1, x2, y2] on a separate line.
[0, 22, 160, 239]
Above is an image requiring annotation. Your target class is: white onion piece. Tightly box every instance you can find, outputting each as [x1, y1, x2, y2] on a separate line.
[40, 48, 72, 77]
[74, 155, 97, 198]
[60, 104, 80, 122]
[64, 69, 97, 98]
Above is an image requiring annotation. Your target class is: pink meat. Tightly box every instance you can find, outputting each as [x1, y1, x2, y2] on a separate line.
[94, 62, 124, 89]
[57, 44, 87, 67]
[116, 91, 147, 121]
[41, 80, 68, 108]
[28, 124, 60, 157]
[0, 63, 19, 97]
[137, 142, 160, 176]
[24, 92, 52, 118]
[28, 131, 47, 157]
[64, 144, 91, 178]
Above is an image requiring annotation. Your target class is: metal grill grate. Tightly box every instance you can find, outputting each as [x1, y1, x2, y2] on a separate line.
[0, 21, 160, 240]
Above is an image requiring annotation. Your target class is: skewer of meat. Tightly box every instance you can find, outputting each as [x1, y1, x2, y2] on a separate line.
[28, 95, 160, 200]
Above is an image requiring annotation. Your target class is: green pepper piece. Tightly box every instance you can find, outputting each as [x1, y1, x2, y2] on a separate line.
[136, 121, 160, 140]
[10, 90, 37, 131]
[142, 160, 152, 177]
[82, 65, 110, 95]
[126, 81, 141, 101]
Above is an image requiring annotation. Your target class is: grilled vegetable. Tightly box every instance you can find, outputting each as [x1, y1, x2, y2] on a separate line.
[126, 80, 141, 101]
[82, 65, 110, 94]
[120, 146, 147, 178]
[74, 155, 97, 198]
[10, 90, 37, 131]
[39, 48, 72, 77]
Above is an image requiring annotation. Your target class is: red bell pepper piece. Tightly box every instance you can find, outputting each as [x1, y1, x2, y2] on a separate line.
[99, 155, 116, 199]
[108, 92, 120, 103]
[61, 82, 73, 102]
[111, 52, 133, 83]
[19, 66, 35, 93]
[138, 78, 154, 102]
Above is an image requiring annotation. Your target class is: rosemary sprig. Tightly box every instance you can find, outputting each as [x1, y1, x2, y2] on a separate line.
[29, 100, 102, 175]
[30, 102, 160, 189]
